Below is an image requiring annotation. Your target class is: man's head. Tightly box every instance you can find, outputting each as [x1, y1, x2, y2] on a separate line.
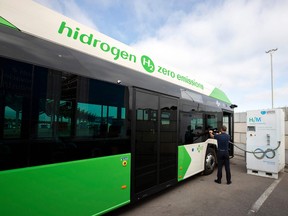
[221, 125, 227, 132]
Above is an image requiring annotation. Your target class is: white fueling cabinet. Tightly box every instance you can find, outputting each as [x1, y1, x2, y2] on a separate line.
[246, 109, 285, 179]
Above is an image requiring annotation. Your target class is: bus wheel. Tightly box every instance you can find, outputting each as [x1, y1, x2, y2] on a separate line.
[204, 147, 216, 175]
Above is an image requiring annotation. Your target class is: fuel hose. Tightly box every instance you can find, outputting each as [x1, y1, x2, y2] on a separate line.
[229, 141, 281, 159]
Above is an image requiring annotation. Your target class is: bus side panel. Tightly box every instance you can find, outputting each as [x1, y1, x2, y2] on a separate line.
[178, 143, 207, 181]
[0, 153, 131, 216]
[178, 145, 191, 181]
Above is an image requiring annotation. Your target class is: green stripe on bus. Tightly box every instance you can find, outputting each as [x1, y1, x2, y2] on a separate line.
[0, 17, 18, 29]
[178, 146, 191, 181]
[209, 87, 231, 104]
[0, 153, 131, 216]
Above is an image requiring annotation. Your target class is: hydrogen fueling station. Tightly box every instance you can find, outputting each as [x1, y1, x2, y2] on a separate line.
[246, 109, 285, 179]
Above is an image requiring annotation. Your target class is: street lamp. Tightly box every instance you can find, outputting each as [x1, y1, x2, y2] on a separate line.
[265, 48, 278, 109]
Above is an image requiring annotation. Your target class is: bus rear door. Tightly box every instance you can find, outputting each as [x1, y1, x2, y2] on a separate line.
[132, 89, 178, 200]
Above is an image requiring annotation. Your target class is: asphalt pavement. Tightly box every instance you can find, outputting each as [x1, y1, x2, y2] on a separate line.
[107, 155, 288, 216]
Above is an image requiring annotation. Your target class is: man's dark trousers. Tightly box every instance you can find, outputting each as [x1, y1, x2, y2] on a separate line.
[217, 150, 231, 183]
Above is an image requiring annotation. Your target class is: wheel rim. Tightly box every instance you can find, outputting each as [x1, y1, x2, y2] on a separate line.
[206, 153, 215, 171]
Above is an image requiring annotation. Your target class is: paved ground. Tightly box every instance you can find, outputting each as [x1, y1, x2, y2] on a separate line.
[107, 155, 288, 216]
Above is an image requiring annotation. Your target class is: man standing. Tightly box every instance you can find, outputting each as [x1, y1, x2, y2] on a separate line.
[209, 125, 232, 184]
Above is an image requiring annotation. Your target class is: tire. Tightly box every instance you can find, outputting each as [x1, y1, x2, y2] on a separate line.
[203, 147, 216, 175]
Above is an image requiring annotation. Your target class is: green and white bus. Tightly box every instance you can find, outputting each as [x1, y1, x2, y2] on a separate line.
[0, 0, 236, 215]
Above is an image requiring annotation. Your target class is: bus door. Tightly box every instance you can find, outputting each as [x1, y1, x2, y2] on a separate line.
[132, 89, 178, 200]
[223, 111, 234, 157]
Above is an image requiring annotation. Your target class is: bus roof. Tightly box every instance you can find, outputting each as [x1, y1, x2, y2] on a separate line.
[0, 0, 232, 107]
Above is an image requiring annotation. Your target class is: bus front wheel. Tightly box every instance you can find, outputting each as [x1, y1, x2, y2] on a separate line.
[204, 147, 216, 175]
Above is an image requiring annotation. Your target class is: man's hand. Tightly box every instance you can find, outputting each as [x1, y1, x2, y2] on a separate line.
[209, 130, 214, 138]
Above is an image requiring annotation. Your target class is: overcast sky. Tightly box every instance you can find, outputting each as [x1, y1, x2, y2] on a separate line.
[36, 0, 288, 112]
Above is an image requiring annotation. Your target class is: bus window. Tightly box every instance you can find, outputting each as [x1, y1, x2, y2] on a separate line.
[0, 57, 131, 170]
[76, 103, 102, 137]
[37, 99, 54, 138]
[206, 114, 217, 131]
[4, 97, 23, 139]
[33, 69, 73, 138]
[223, 112, 234, 157]
[75, 78, 127, 139]
[223, 115, 230, 134]
[180, 111, 205, 144]
[0, 58, 32, 170]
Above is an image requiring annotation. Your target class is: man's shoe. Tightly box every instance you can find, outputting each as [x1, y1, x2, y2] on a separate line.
[227, 181, 232, 185]
[214, 179, 221, 184]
